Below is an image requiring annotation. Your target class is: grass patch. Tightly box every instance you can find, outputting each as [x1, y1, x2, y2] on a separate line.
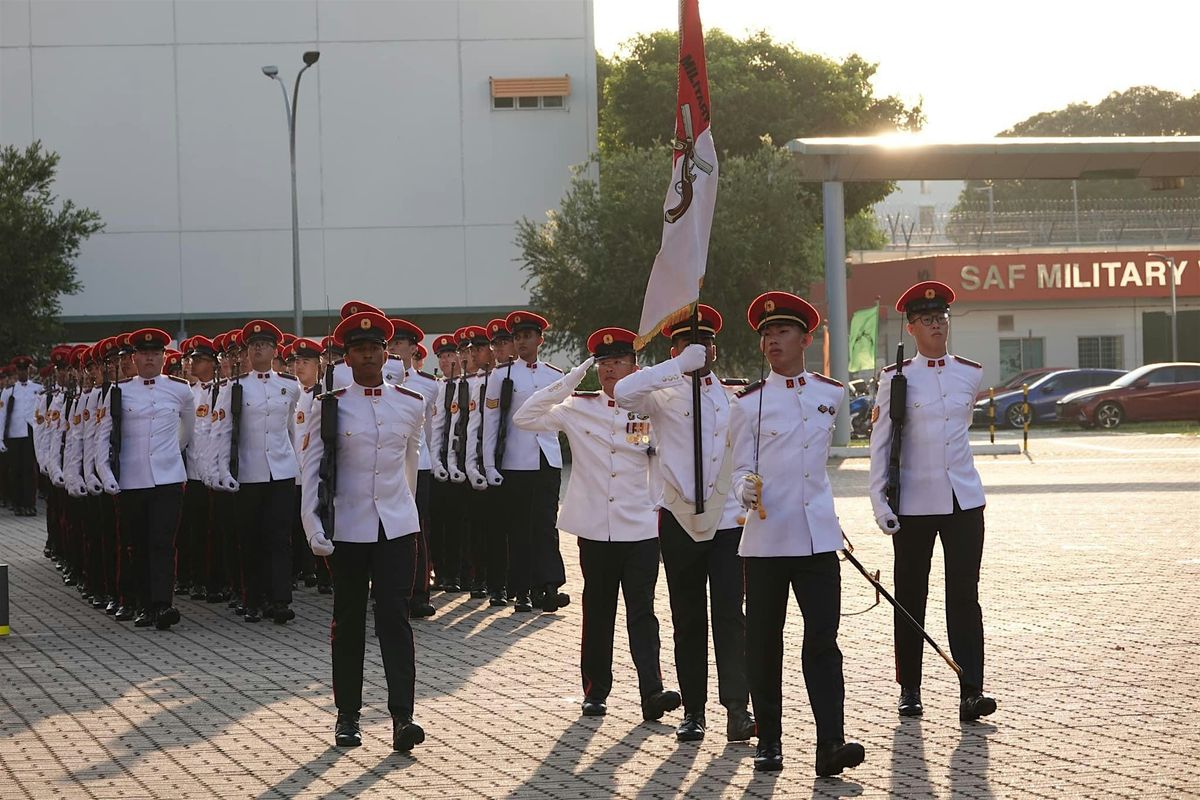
[1048, 421, 1198, 436]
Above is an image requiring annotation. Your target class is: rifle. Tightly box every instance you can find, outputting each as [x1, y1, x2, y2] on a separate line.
[107, 370, 123, 482]
[474, 373, 488, 471]
[885, 342, 907, 514]
[438, 373, 454, 469]
[316, 361, 338, 537]
[452, 375, 470, 468]
[2, 381, 12, 441]
[61, 377, 77, 470]
[228, 360, 242, 480]
[494, 361, 514, 467]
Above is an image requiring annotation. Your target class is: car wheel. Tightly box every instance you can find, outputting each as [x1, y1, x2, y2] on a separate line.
[1095, 402, 1123, 429]
[1005, 404, 1029, 429]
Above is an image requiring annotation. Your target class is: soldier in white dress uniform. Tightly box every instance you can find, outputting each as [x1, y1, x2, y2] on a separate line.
[212, 320, 301, 624]
[731, 292, 865, 776]
[95, 328, 196, 630]
[868, 280, 996, 722]
[300, 311, 427, 753]
[287, 337, 329, 593]
[513, 326, 682, 721]
[612, 304, 755, 745]
[2, 355, 41, 515]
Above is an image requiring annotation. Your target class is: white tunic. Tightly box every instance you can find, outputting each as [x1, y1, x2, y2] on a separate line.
[482, 360, 564, 471]
[457, 370, 489, 479]
[212, 371, 300, 484]
[428, 377, 456, 471]
[96, 376, 196, 490]
[185, 381, 215, 482]
[402, 367, 438, 472]
[299, 382, 423, 543]
[613, 355, 742, 531]
[2, 381, 39, 438]
[513, 371, 658, 543]
[868, 352, 987, 518]
[731, 371, 846, 557]
[291, 385, 317, 485]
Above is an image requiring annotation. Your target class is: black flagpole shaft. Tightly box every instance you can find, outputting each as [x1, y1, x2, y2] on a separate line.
[691, 305, 704, 514]
[841, 545, 962, 677]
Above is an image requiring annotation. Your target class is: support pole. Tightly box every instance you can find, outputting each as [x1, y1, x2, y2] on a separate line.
[823, 181, 850, 446]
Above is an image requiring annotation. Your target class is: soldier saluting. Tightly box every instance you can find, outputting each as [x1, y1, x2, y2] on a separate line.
[300, 311, 428, 753]
[868, 281, 996, 722]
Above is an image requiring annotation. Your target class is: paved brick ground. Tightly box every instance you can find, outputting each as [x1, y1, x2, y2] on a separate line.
[1, 429, 1198, 798]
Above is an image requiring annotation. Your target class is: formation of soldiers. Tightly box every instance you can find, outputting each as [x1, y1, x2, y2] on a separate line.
[2, 281, 997, 776]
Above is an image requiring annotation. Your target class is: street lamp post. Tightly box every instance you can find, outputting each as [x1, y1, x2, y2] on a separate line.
[1147, 252, 1179, 361]
[262, 50, 320, 336]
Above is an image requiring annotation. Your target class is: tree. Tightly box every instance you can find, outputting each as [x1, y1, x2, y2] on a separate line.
[0, 141, 103, 358]
[518, 144, 884, 376]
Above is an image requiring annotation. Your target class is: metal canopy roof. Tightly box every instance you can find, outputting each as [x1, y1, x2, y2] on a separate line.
[784, 136, 1200, 182]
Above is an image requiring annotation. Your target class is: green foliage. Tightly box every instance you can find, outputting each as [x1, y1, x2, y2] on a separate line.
[958, 86, 1200, 204]
[0, 142, 103, 358]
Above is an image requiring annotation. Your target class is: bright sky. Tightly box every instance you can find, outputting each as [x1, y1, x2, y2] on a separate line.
[593, 0, 1200, 140]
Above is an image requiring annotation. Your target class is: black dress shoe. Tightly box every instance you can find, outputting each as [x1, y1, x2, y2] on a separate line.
[754, 740, 784, 772]
[228, 596, 241, 609]
[540, 586, 559, 613]
[581, 697, 607, 716]
[133, 608, 155, 628]
[898, 686, 923, 717]
[190, 587, 208, 601]
[641, 689, 682, 721]
[726, 703, 757, 741]
[514, 594, 533, 612]
[271, 605, 296, 625]
[243, 607, 262, 623]
[155, 606, 180, 630]
[488, 591, 508, 607]
[115, 604, 133, 621]
[960, 693, 997, 721]
[469, 582, 488, 599]
[318, 583, 333, 595]
[815, 740, 866, 777]
[303, 573, 318, 588]
[174, 582, 189, 596]
[410, 601, 436, 618]
[676, 711, 706, 742]
[334, 712, 362, 747]
[206, 589, 227, 603]
[392, 718, 425, 752]
[556, 592, 570, 608]
[443, 583, 462, 593]
[104, 598, 118, 615]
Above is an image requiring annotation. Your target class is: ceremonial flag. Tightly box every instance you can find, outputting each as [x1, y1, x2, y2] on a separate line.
[634, 0, 718, 350]
[849, 303, 880, 372]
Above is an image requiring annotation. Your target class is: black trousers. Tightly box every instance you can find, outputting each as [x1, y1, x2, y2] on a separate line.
[236, 479, 295, 608]
[331, 525, 417, 719]
[5, 430, 36, 509]
[179, 480, 210, 589]
[99, 493, 118, 599]
[429, 477, 463, 586]
[894, 500, 986, 694]
[118, 484, 183, 608]
[658, 510, 749, 713]
[501, 456, 564, 596]
[746, 552, 845, 746]
[578, 537, 663, 701]
[412, 470, 432, 600]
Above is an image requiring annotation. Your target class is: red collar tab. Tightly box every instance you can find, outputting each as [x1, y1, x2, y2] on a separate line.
[143, 379, 154, 386]
[704, 376, 712, 386]
[927, 359, 945, 368]
[363, 387, 381, 396]
[258, 372, 271, 379]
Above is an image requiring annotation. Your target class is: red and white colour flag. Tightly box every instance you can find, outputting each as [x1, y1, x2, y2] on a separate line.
[634, 0, 718, 350]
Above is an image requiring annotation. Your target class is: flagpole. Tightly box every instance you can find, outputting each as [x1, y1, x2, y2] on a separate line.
[690, 304, 704, 514]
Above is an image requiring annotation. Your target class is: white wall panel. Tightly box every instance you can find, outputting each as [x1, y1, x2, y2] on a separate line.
[317, 0, 458, 41]
[464, 223, 530, 308]
[176, 43, 323, 231]
[1, 0, 31, 47]
[459, 0, 583, 40]
[62, 231, 181, 317]
[0, 48, 33, 145]
[32, 45, 179, 231]
[318, 40, 463, 229]
[322, 226, 466, 310]
[31, 0, 173, 46]
[175, 0, 316, 44]
[179, 228, 325, 315]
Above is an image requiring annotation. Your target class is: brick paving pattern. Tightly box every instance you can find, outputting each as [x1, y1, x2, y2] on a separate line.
[1, 430, 1198, 798]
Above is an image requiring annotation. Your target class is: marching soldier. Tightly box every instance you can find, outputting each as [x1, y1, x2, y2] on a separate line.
[2, 355, 41, 516]
[731, 292, 866, 775]
[427, 333, 461, 594]
[212, 320, 301, 624]
[457, 324, 496, 597]
[300, 311, 427, 752]
[288, 337, 330, 593]
[869, 281, 996, 722]
[612, 304, 755, 744]
[180, 336, 219, 600]
[480, 311, 567, 613]
[95, 328, 196, 630]
[512, 327, 681, 722]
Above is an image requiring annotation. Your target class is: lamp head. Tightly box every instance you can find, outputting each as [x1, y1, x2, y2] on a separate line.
[261, 65, 279, 78]
[303, 51, 320, 66]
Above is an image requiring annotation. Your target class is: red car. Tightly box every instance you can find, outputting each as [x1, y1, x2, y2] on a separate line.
[1056, 362, 1200, 429]
[976, 367, 1065, 402]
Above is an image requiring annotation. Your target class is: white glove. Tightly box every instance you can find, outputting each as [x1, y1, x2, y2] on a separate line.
[50, 468, 66, 488]
[218, 474, 240, 492]
[735, 475, 760, 510]
[674, 343, 708, 374]
[432, 464, 449, 482]
[68, 477, 87, 498]
[102, 477, 121, 495]
[449, 467, 465, 484]
[86, 475, 103, 496]
[308, 531, 335, 557]
[876, 511, 900, 535]
[0, 441, 6, 454]
[485, 467, 504, 487]
[467, 467, 487, 491]
[567, 357, 595, 384]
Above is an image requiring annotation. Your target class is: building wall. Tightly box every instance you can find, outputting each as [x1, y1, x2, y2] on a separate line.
[0, 0, 597, 334]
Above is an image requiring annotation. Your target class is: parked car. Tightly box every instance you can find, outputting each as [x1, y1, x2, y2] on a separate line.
[973, 368, 1126, 428]
[1056, 362, 1200, 429]
[975, 367, 1065, 402]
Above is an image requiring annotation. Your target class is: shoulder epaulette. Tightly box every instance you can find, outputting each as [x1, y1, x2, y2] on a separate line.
[416, 370, 436, 380]
[318, 387, 348, 399]
[953, 355, 982, 369]
[304, 384, 317, 395]
[735, 380, 764, 398]
[234, 371, 249, 380]
[882, 359, 912, 374]
[544, 363, 564, 374]
[810, 371, 843, 388]
[275, 371, 296, 381]
[721, 377, 750, 387]
[394, 384, 424, 402]
[167, 375, 190, 385]
[118, 377, 132, 384]
[572, 390, 600, 398]
[217, 377, 229, 386]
